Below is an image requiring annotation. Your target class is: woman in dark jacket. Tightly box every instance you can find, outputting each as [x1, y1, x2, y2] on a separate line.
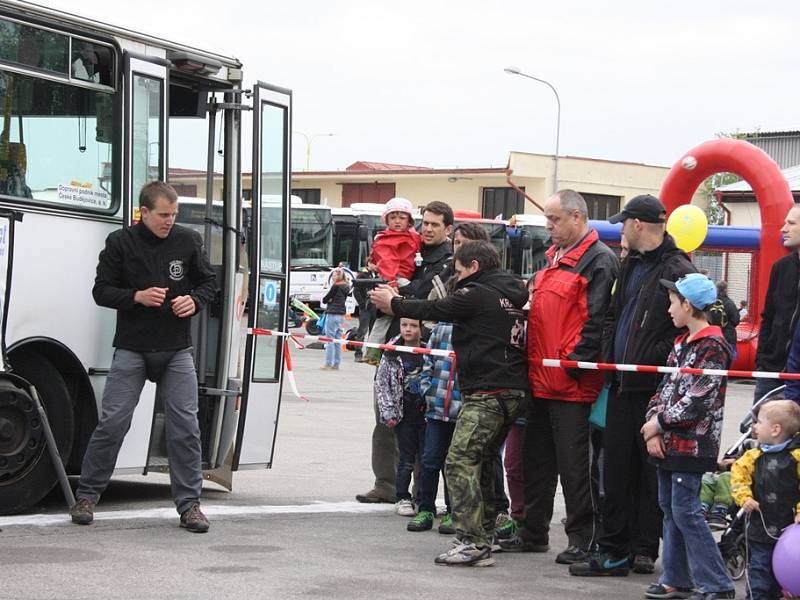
[321, 269, 351, 369]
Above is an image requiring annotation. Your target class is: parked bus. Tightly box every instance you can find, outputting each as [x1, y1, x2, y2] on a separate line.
[289, 200, 334, 309]
[0, 2, 292, 514]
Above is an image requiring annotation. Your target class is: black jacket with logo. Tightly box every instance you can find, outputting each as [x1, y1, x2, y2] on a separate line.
[756, 252, 800, 372]
[391, 268, 529, 394]
[605, 234, 696, 394]
[93, 222, 217, 352]
[399, 241, 452, 300]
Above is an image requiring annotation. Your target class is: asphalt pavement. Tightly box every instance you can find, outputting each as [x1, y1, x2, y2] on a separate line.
[1, 343, 757, 600]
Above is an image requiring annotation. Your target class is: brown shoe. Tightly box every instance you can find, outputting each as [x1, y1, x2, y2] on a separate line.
[180, 503, 210, 533]
[70, 498, 95, 525]
[355, 489, 394, 504]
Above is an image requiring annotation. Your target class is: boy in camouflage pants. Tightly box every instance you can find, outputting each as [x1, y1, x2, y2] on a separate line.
[371, 241, 529, 567]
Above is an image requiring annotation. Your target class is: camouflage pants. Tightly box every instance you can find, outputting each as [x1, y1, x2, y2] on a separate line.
[445, 389, 526, 549]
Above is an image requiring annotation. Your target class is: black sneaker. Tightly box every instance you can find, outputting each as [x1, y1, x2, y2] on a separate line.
[707, 511, 728, 531]
[497, 534, 549, 553]
[645, 583, 693, 599]
[555, 545, 589, 564]
[70, 498, 95, 525]
[568, 552, 630, 577]
[180, 503, 210, 533]
[632, 554, 656, 574]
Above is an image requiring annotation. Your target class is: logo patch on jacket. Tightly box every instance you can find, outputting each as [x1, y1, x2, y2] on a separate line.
[168, 260, 185, 281]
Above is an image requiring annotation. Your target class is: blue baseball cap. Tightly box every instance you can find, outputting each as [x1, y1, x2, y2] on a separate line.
[660, 273, 717, 310]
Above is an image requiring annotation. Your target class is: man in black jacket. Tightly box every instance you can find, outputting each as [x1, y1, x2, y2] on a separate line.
[753, 204, 800, 403]
[70, 181, 216, 532]
[371, 241, 528, 567]
[570, 195, 696, 577]
[356, 201, 454, 504]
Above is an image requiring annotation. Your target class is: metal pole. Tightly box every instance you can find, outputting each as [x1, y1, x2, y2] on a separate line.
[30, 385, 76, 508]
[504, 69, 561, 194]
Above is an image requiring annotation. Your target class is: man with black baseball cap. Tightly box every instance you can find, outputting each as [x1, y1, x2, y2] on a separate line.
[608, 194, 667, 225]
[571, 194, 696, 577]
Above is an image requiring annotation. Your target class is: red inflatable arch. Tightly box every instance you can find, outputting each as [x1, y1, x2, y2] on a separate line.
[660, 138, 794, 327]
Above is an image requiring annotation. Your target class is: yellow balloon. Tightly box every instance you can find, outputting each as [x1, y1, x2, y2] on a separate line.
[666, 204, 708, 253]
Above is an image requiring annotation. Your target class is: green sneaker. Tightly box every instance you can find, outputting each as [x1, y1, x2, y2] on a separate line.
[438, 513, 456, 535]
[407, 510, 434, 532]
[496, 517, 518, 540]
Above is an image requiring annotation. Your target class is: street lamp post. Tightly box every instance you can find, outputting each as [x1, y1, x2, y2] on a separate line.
[504, 67, 561, 194]
[292, 132, 335, 171]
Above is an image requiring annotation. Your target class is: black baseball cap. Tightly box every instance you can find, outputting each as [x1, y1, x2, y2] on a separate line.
[608, 194, 667, 224]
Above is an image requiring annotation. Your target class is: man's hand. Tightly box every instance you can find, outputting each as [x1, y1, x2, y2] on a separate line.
[645, 434, 666, 459]
[171, 295, 196, 318]
[385, 419, 398, 428]
[134, 287, 168, 307]
[369, 284, 399, 315]
[640, 415, 661, 441]
[742, 498, 760, 514]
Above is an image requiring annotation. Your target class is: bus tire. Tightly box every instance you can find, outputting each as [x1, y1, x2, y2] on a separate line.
[0, 349, 74, 515]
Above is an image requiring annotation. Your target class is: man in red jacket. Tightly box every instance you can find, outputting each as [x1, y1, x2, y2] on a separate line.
[500, 189, 619, 564]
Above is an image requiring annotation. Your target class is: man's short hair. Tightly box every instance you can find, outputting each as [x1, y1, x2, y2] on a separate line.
[140, 181, 178, 210]
[760, 400, 800, 437]
[453, 222, 490, 242]
[422, 201, 454, 227]
[557, 189, 588, 218]
[454, 240, 501, 272]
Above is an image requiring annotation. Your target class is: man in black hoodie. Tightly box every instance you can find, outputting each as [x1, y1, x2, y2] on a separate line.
[570, 195, 696, 577]
[70, 181, 216, 532]
[371, 241, 529, 567]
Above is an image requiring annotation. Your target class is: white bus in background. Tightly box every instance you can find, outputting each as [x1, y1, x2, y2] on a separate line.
[0, 2, 292, 514]
[289, 199, 335, 309]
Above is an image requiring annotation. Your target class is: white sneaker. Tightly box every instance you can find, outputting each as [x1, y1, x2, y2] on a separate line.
[395, 499, 416, 517]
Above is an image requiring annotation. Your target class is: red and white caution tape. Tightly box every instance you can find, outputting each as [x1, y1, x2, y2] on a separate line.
[251, 328, 454, 358]
[282, 339, 309, 401]
[531, 358, 800, 381]
[253, 327, 800, 381]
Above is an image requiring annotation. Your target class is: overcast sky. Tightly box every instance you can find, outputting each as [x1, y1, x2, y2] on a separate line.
[45, 0, 800, 171]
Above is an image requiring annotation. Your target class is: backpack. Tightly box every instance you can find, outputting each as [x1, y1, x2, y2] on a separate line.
[707, 300, 728, 329]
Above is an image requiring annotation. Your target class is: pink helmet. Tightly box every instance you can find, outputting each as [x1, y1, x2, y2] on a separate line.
[382, 197, 414, 226]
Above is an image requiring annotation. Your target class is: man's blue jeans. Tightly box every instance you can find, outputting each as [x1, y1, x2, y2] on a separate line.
[657, 468, 734, 594]
[417, 418, 455, 514]
[746, 540, 780, 600]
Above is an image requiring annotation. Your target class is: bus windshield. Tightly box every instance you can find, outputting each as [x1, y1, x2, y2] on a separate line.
[515, 223, 551, 280]
[291, 207, 333, 268]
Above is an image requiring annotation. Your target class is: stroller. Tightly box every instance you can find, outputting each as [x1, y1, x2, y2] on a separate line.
[715, 384, 786, 581]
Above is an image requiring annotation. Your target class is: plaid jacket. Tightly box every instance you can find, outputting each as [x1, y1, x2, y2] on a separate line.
[645, 325, 730, 473]
[419, 322, 462, 422]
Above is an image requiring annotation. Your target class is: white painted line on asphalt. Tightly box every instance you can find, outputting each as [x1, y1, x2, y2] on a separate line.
[0, 500, 395, 528]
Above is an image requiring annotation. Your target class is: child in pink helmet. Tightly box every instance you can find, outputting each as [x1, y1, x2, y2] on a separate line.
[369, 197, 421, 286]
[364, 197, 422, 364]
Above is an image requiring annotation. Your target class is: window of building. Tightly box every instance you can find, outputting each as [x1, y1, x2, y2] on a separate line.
[341, 182, 395, 207]
[171, 183, 197, 197]
[581, 193, 621, 220]
[482, 187, 524, 219]
[292, 188, 321, 205]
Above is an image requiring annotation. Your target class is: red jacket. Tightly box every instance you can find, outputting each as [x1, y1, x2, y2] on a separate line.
[528, 229, 619, 402]
[370, 229, 421, 281]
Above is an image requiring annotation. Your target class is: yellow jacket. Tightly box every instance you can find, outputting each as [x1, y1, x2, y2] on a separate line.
[731, 446, 800, 513]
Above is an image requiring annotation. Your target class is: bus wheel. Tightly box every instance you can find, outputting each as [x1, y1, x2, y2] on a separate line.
[0, 349, 74, 515]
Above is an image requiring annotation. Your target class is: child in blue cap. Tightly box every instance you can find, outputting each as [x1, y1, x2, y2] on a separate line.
[640, 273, 735, 600]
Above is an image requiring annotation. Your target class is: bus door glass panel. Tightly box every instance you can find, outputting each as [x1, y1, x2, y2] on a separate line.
[124, 55, 166, 222]
[238, 83, 291, 467]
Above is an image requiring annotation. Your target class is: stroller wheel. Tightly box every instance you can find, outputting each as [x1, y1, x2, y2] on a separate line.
[724, 536, 747, 581]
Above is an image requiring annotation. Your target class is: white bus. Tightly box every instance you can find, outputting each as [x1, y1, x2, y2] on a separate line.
[289, 200, 334, 309]
[0, 1, 292, 514]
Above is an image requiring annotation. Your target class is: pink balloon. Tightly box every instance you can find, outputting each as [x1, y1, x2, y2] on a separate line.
[773, 523, 800, 596]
